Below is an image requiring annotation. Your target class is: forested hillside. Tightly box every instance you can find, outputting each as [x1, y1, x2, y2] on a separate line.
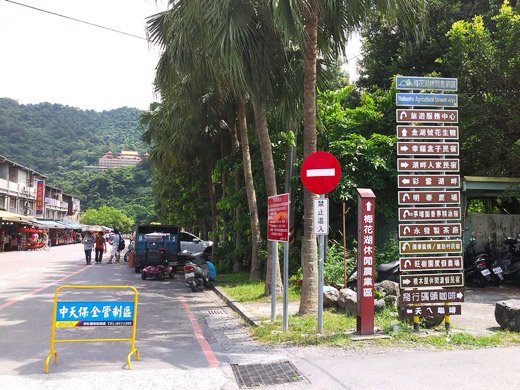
[0, 98, 157, 224]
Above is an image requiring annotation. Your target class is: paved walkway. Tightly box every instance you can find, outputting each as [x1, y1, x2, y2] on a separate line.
[215, 284, 520, 335]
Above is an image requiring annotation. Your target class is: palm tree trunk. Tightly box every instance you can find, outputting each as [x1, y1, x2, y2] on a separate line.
[237, 99, 261, 280]
[299, 1, 319, 315]
[231, 121, 243, 273]
[251, 96, 283, 295]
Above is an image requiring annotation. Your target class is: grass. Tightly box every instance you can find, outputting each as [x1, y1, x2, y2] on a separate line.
[217, 272, 520, 350]
[216, 272, 300, 302]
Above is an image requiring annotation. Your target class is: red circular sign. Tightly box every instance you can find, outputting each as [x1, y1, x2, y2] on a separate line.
[300, 151, 341, 194]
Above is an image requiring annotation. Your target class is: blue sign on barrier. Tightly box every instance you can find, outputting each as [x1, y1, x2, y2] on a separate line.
[396, 93, 458, 107]
[396, 76, 458, 91]
[56, 301, 134, 323]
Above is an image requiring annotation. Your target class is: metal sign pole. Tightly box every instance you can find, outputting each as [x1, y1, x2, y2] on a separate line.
[283, 242, 289, 331]
[271, 240, 277, 322]
[317, 194, 325, 334]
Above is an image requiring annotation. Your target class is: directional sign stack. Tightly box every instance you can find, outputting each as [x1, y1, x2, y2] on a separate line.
[395, 76, 464, 322]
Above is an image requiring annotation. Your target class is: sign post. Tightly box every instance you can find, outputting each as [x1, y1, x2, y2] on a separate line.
[300, 151, 341, 334]
[356, 188, 376, 335]
[267, 194, 289, 327]
[396, 75, 462, 333]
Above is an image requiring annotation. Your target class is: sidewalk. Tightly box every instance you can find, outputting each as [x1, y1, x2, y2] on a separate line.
[214, 284, 520, 334]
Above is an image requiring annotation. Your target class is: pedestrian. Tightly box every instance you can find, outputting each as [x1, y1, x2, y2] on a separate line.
[94, 231, 107, 264]
[108, 229, 123, 264]
[82, 232, 94, 265]
[16, 232, 22, 251]
[0, 230, 5, 252]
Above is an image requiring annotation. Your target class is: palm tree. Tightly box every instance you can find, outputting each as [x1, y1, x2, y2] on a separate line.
[270, 0, 429, 314]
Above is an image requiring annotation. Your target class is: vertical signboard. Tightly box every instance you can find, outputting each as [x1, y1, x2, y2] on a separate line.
[36, 180, 45, 216]
[267, 194, 289, 242]
[396, 76, 462, 330]
[357, 188, 376, 335]
[313, 198, 329, 235]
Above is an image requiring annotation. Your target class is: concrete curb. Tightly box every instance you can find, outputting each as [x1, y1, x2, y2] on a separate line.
[212, 286, 260, 327]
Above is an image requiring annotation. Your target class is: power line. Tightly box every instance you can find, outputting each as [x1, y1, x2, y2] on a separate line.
[4, 0, 147, 40]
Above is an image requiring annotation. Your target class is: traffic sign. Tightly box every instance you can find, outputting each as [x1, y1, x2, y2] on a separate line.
[399, 223, 462, 238]
[400, 272, 464, 288]
[399, 207, 461, 221]
[400, 305, 462, 317]
[313, 198, 329, 235]
[396, 76, 458, 91]
[267, 194, 289, 242]
[396, 93, 458, 107]
[398, 191, 460, 205]
[400, 256, 463, 271]
[300, 151, 341, 194]
[397, 142, 459, 156]
[397, 126, 459, 140]
[396, 109, 458, 123]
[398, 174, 460, 189]
[399, 240, 462, 255]
[398, 158, 459, 172]
[400, 289, 465, 304]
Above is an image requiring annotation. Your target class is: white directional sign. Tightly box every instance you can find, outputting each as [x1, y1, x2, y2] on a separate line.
[398, 175, 460, 189]
[399, 240, 462, 255]
[399, 223, 462, 238]
[397, 126, 459, 140]
[398, 158, 460, 172]
[397, 142, 459, 156]
[396, 109, 458, 123]
[396, 76, 458, 91]
[399, 207, 461, 221]
[398, 191, 460, 205]
[396, 93, 458, 107]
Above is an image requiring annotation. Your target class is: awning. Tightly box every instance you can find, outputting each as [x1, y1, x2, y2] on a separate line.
[34, 220, 67, 229]
[19, 227, 45, 234]
[0, 210, 35, 223]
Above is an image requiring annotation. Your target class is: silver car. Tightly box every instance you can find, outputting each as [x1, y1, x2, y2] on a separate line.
[179, 231, 213, 254]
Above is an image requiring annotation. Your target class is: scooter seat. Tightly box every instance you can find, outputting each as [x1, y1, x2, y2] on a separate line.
[377, 260, 399, 272]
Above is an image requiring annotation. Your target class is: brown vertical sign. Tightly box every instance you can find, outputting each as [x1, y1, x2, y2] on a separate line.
[357, 188, 376, 335]
[396, 76, 463, 329]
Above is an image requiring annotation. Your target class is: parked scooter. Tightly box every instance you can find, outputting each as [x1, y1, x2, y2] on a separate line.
[346, 259, 399, 290]
[463, 237, 494, 287]
[496, 235, 520, 286]
[184, 249, 215, 292]
[141, 248, 176, 280]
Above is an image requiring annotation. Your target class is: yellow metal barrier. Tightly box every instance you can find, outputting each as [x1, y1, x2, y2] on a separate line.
[44, 285, 139, 373]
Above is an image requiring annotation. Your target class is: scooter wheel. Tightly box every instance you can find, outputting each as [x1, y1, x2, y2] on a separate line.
[169, 272, 174, 279]
[141, 273, 147, 280]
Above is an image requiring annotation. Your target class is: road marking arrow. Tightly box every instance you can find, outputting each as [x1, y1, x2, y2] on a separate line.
[456, 292, 463, 299]
[401, 242, 410, 251]
[403, 259, 412, 268]
[401, 178, 410, 185]
[402, 193, 410, 201]
[403, 226, 411, 234]
[400, 111, 408, 120]
[401, 128, 408, 137]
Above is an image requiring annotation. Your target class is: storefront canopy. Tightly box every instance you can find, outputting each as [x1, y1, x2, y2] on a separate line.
[0, 210, 35, 223]
[34, 220, 67, 229]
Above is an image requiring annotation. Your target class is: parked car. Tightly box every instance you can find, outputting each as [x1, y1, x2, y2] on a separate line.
[179, 231, 213, 254]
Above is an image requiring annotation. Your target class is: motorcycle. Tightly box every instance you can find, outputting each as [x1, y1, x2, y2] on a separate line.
[463, 237, 494, 287]
[497, 236, 520, 286]
[346, 259, 400, 290]
[184, 248, 216, 292]
[141, 248, 176, 280]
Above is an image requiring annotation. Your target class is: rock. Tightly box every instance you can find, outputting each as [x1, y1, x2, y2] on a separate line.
[384, 295, 398, 308]
[495, 299, 520, 331]
[323, 287, 339, 307]
[338, 288, 357, 316]
[375, 298, 386, 312]
[380, 280, 400, 297]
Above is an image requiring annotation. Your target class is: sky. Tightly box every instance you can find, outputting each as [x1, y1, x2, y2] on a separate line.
[0, 1, 361, 112]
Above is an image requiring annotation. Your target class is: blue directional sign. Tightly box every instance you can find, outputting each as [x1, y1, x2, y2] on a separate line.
[396, 76, 458, 91]
[396, 93, 458, 107]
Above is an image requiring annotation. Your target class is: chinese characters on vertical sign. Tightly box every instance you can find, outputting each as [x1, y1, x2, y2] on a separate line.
[36, 179, 45, 216]
[396, 76, 463, 319]
[313, 198, 329, 235]
[356, 189, 376, 335]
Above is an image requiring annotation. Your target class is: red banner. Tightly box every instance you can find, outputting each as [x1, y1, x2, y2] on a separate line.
[267, 194, 289, 242]
[36, 180, 45, 215]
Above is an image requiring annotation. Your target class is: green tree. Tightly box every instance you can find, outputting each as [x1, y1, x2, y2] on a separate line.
[81, 206, 134, 232]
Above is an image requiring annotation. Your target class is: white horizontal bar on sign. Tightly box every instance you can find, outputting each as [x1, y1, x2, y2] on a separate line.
[306, 168, 335, 177]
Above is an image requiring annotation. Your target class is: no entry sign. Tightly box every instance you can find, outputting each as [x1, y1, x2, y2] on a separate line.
[300, 151, 341, 194]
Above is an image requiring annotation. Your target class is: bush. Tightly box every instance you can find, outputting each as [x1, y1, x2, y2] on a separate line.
[324, 240, 355, 287]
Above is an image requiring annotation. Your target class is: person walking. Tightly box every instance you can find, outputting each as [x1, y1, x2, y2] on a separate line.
[94, 231, 106, 264]
[82, 232, 94, 265]
[108, 229, 123, 264]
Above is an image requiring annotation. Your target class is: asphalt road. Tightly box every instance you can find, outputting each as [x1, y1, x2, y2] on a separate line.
[1, 244, 520, 390]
